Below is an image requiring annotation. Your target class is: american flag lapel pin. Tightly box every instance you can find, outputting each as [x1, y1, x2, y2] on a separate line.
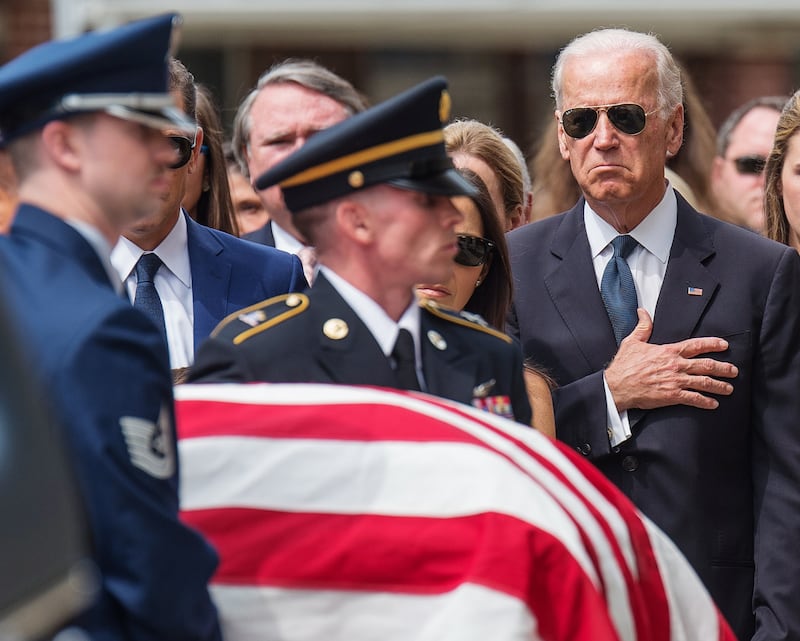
[687, 286, 703, 296]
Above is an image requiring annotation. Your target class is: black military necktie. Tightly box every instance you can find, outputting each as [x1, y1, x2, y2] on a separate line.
[392, 328, 421, 391]
[600, 235, 639, 345]
[133, 253, 167, 343]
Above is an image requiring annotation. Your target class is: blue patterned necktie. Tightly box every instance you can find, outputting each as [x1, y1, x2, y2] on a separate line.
[133, 253, 167, 343]
[601, 235, 639, 345]
[392, 328, 421, 391]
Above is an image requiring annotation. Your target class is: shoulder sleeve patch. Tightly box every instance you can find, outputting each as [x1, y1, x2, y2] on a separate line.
[119, 402, 175, 479]
[211, 293, 310, 344]
[420, 298, 512, 343]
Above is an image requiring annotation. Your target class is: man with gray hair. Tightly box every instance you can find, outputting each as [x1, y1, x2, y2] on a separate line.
[710, 95, 788, 233]
[234, 59, 367, 282]
[508, 27, 800, 641]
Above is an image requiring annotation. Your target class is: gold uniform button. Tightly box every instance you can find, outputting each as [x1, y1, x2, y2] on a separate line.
[348, 170, 365, 189]
[286, 294, 302, 308]
[323, 318, 349, 340]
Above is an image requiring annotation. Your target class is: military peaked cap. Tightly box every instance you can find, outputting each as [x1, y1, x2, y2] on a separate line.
[0, 13, 194, 144]
[255, 76, 477, 212]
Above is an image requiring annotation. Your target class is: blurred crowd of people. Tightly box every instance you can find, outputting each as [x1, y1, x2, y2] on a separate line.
[2, 10, 800, 641]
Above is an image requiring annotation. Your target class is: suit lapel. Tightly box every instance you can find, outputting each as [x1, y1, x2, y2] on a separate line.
[186, 214, 232, 347]
[544, 203, 619, 370]
[263, 221, 276, 247]
[310, 275, 398, 388]
[651, 196, 718, 343]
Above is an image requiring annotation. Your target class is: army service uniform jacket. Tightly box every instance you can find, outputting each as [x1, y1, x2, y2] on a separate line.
[190, 273, 532, 425]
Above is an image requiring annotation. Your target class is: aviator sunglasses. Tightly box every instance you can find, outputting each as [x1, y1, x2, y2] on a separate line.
[167, 129, 198, 169]
[731, 155, 766, 175]
[560, 103, 657, 139]
[455, 234, 495, 267]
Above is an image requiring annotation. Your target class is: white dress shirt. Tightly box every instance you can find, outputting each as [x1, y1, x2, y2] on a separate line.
[584, 183, 677, 446]
[111, 212, 194, 369]
[273, 221, 317, 283]
[321, 266, 425, 389]
[271, 221, 304, 255]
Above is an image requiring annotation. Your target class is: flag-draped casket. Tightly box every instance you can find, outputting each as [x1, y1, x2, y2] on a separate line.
[176, 384, 736, 641]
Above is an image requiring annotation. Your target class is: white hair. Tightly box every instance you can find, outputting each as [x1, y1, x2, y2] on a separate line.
[551, 28, 682, 118]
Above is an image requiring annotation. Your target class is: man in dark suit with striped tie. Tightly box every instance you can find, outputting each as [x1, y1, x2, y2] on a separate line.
[507, 28, 800, 641]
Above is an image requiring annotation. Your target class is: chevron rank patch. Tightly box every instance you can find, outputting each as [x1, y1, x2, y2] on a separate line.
[120, 403, 175, 479]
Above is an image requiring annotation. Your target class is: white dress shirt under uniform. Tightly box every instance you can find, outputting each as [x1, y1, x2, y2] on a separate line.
[111, 211, 194, 369]
[584, 182, 677, 447]
[321, 266, 425, 390]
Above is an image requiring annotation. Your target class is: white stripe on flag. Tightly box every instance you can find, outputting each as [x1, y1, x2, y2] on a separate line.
[210, 583, 538, 641]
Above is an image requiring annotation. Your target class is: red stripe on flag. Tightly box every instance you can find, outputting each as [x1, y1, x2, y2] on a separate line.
[176, 397, 486, 444]
[182, 506, 622, 641]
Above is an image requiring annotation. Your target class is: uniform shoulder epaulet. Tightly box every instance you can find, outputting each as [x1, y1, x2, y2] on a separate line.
[211, 293, 309, 345]
[420, 298, 512, 344]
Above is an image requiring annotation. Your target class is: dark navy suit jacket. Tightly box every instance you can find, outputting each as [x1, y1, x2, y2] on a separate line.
[507, 192, 800, 641]
[241, 220, 276, 247]
[0, 205, 221, 641]
[185, 213, 306, 346]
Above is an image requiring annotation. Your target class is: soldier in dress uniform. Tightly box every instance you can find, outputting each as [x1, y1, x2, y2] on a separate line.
[0, 14, 220, 641]
[190, 77, 531, 424]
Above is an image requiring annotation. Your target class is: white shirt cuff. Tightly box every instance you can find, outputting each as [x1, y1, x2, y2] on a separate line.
[603, 374, 632, 447]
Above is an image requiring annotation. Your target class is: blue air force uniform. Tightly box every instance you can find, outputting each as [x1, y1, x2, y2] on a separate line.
[1, 208, 221, 640]
[0, 14, 220, 641]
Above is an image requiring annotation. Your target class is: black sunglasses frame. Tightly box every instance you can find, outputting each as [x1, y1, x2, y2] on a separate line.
[455, 234, 495, 267]
[167, 129, 198, 170]
[560, 103, 657, 139]
[732, 155, 767, 175]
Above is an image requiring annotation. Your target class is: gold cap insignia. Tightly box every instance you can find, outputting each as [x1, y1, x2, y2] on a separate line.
[427, 329, 447, 351]
[439, 90, 451, 123]
[323, 318, 349, 340]
[348, 170, 365, 189]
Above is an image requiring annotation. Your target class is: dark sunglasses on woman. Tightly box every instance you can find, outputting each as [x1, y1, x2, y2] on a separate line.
[560, 103, 657, 139]
[455, 234, 495, 267]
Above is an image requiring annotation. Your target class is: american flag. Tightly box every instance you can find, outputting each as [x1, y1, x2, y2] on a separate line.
[176, 384, 735, 641]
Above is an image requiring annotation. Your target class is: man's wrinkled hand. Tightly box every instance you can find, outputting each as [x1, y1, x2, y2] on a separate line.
[605, 309, 738, 412]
